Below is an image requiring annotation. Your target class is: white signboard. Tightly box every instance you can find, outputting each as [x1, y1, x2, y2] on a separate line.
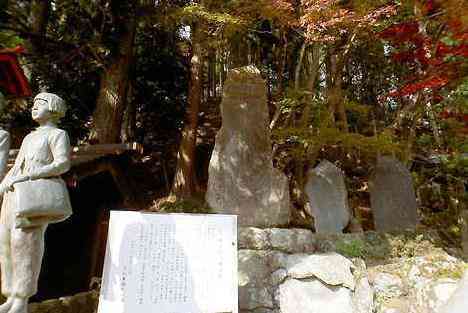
[98, 211, 238, 313]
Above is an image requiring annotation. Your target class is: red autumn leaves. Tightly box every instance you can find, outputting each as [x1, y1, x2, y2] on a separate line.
[381, 12, 467, 99]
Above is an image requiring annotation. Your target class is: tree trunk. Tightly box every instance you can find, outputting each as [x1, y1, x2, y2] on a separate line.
[294, 41, 307, 90]
[325, 32, 356, 131]
[25, 0, 50, 91]
[28, 0, 49, 47]
[414, 4, 442, 148]
[90, 5, 136, 144]
[269, 37, 289, 129]
[171, 26, 204, 198]
[326, 51, 348, 131]
[307, 44, 321, 93]
[121, 82, 136, 143]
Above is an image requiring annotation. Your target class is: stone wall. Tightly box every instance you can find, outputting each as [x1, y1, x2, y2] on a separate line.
[27, 229, 467, 313]
[239, 228, 373, 313]
[239, 227, 467, 313]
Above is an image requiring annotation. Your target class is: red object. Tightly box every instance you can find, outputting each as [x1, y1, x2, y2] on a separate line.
[379, 22, 419, 43]
[0, 46, 32, 98]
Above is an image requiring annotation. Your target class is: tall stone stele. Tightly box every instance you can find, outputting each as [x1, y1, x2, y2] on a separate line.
[369, 156, 418, 232]
[206, 66, 290, 227]
[305, 160, 351, 234]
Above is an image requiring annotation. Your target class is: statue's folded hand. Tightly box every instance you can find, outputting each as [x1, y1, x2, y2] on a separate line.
[11, 175, 30, 185]
[0, 175, 30, 195]
[0, 178, 13, 195]
[0, 184, 6, 195]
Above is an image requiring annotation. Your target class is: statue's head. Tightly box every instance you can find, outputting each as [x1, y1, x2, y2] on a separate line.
[33, 92, 67, 123]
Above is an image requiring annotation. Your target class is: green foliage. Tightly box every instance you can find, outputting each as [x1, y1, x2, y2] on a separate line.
[276, 88, 311, 114]
[178, 4, 244, 27]
[416, 134, 433, 148]
[345, 100, 371, 115]
[442, 77, 468, 112]
[0, 31, 22, 48]
[1, 0, 465, 225]
[274, 125, 402, 158]
[441, 35, 461, 47]
[440, 155, 468, 187]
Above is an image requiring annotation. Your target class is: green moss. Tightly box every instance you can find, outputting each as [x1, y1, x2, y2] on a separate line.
[385, 233, 440, 259]
[331, 231, 451, 262]
[432, 263, 467, 280]
[336, 238, 368, 258]
[157, 197, 212, 214]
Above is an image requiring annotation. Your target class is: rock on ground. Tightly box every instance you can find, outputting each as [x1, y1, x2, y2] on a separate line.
[437, 270, 468, 313]
[238, 234, 373, 313]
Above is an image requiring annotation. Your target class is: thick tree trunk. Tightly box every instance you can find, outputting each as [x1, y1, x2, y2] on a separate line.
[307, 44, 321, 93]
[171, 28, 204, 198]
[325, 33, 356, 132]
[121, 82, 136, 143]
[25, 0, 50, 91]
[28, 0, 49, 46]
[294, 41, 307, 90]
[90, 6, 136, 144]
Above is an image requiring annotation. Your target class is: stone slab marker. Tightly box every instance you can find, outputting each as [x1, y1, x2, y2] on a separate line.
[206, 66, 290, 227]
[369, 156, 418, 231]
[305, 160, 351, 233]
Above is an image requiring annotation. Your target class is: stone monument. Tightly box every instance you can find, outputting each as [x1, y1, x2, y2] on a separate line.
[369, 156, 418, 231]
[206, 65, 290, 227]
[0, 92, 72, 313]
[305, 160, 351, 233]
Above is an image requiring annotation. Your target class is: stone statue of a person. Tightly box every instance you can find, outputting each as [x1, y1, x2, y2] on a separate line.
[0, 92, 71, 313]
